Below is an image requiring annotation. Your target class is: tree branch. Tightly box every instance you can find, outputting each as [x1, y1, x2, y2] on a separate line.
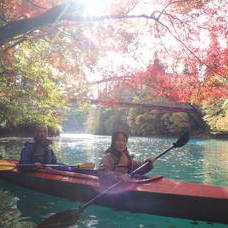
[4, 37, 27, 52]
[0, 1, 219, 77]
[62, 14, 156, 22]
[29, 1, 48, 10]
[0, 2, 81, 46]
[0, 15, 8, 24]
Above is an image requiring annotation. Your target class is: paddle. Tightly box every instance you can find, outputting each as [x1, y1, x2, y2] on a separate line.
[0, 161, 95, 171]
[38, 132, 190, 228]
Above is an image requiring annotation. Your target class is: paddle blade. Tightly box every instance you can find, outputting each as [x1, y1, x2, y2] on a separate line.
[173, 131, 190, 148]
[78, 162, 95, 169]
[0, 160, 16, 171]
[38, 208, 81, 228]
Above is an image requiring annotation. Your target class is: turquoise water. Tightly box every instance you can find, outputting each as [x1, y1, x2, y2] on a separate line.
[0, 134, 227, 227]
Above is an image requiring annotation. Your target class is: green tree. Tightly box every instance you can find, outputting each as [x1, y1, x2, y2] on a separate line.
[201, 99, 228, 135]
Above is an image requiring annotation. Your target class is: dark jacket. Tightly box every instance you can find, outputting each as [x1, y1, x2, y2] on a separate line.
[19, 140, 71, 172]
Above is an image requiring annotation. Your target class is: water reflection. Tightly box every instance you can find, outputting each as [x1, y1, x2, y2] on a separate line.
[0, 181, 36, 227]
[200, 139, 228, 186]
[0, 141, 24, 162]
[0, 179, 78, 226]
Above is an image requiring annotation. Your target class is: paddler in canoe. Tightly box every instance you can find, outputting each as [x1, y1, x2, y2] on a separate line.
[99, 131, 156, 183]
[19, 123, 73, 171]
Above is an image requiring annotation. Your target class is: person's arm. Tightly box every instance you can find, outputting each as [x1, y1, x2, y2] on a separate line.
[131, 156, 155, 175]
[19, 142, 36, 172]
[47, 149, 74, 171]
[50, 149, 57, 164]
[19, 143, 31, 164]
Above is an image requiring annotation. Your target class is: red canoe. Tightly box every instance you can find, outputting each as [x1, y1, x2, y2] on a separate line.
[0, 160, 227, 224]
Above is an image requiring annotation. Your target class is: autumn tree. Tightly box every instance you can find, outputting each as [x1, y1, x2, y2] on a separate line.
[0, 0, 227, 131]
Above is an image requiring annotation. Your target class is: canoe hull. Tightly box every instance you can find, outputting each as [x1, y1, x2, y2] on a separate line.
[0, 162, 228, 224]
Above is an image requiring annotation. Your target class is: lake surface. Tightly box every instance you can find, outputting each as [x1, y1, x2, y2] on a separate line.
[0, 133, 227, 227]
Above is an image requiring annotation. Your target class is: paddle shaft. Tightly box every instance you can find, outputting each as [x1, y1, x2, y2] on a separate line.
[17, 164, 76, 168]
[130, 145, 175, 176]
[20, 163, 94, 168]
[130, 136, 190, 176]
[155, 145, 175, 160]
[0, 162, 94, 169]
[79, 179, 122, 211]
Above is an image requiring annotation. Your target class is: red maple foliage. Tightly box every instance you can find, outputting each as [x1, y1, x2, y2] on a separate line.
[0, 0, 227, 106]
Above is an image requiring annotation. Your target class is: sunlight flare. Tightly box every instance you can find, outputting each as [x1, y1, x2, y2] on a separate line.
[79, 0, 109, 16]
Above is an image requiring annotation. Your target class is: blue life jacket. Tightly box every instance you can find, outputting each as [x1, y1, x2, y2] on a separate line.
[19, 140, 72, 172]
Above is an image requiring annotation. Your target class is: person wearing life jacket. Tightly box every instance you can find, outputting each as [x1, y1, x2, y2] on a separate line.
[99, 131, 155, 183]
[19, 124, 71, 172]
